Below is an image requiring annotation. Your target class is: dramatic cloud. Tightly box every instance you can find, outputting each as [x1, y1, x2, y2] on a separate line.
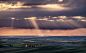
[0, 2, 32, 11]
[0, 0, 86, 36]
[0, 0, 85, 7]
[0, 2, 71, 11]
[0, 0, 86, 11]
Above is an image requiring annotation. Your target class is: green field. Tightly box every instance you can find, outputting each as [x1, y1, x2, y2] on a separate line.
[0, 46, 86, 53]
[0, 37, 86, 53]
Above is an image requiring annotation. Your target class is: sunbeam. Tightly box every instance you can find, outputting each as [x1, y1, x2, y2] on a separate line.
[30, 18, 44, 36]
[24, 17, 44, 36]
[11, 17, 15, 28]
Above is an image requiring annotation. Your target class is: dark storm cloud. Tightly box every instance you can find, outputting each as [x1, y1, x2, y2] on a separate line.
[1, 6, 86, 19]
[0, 0, 86, 30]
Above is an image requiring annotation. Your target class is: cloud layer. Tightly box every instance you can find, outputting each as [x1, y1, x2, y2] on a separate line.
[0, 27, 86, 36]
[0, 0, 86, 10]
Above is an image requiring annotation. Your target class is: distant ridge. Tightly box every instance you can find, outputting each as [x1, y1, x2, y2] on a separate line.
[0, 36, 86, 38]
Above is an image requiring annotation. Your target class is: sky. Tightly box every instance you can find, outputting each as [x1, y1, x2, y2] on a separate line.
[0, 0, 86, 36]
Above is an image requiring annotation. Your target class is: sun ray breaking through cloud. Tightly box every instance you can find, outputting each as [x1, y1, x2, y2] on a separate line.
[24, 17, 44, 36]
[11, 17, 15, 28]
[0, 0, 86, 36]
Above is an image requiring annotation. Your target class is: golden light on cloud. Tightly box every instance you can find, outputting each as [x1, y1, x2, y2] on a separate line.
[58, 0, 63, 2]
[58, 16, 67, 19]
[0, 2, 31, 11]
[24, 17, 36, 20]
[72, 16, 85, 19]
[37, 4, 64, 8]
[81, 20, 86, 21]
[11, 18, 15, 20]
[48, 20, 55, 21]
[53, 17, 58, 18]
[15, 2, 24, 6]
[36, 18, 48, 21]
[36, 4, 71, 11]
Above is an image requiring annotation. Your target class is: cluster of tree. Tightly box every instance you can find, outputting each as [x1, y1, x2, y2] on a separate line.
[22, 44, 42, 48]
